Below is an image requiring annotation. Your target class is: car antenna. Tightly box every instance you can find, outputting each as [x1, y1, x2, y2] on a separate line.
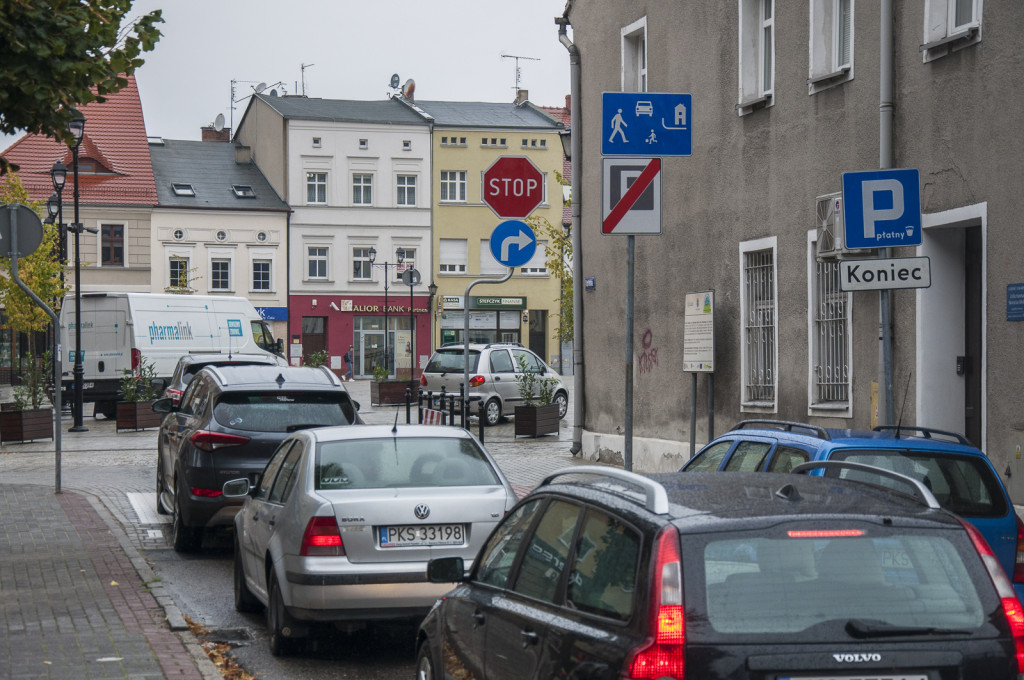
[392, 407, 400, 435]
[894, 371, 912, 439]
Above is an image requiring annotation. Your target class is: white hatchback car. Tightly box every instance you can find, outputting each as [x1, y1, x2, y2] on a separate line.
[223, 424, 517, 655]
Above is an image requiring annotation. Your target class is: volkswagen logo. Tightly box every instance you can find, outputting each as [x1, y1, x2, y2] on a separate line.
[414, 504, 430, 520]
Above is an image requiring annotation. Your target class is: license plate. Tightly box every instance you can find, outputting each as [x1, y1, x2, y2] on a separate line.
[84, 382, 94, 389]
[379, 524, 465, 548]
[779, 675, 927, 680]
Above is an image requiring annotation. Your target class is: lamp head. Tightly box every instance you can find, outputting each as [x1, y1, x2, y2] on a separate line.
[46, 193, 59, 220]
[51, 160, 67, 191]
[67, 116, 86, 146]
[428, 282, 438, 298]
[367, 246, 377, 264]
[396, 246, 405, 264]
[559, 128, 572, 159]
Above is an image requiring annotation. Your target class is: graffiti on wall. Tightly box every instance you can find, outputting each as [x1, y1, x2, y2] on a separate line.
[638, 329, 659, 374]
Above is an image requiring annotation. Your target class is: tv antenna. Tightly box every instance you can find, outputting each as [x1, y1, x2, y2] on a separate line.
[301, 63, 315, 97]
[229, 79, 284, 135]
[501, 53, 540, 92]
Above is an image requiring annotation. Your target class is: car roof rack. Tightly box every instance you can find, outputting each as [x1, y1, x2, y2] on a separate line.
[790, 460, 941, 510]
[734, 419, 832, 441]
[484, 342, 525, 348]
[541, 466, 669, 514]
[871, 425, 971, 446]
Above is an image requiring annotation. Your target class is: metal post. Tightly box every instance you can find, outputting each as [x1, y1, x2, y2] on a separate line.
[383, 262, 390, 375]
[625, 235, 634, 471]
[70, 141, 87, 432]
[689, 373, 697, 458]
[409, 278, 415, 395]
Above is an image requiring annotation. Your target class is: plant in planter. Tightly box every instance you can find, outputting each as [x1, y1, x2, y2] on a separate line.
[514, 355, 561, 437]
[370, 362, 411, 406]
[1, 351, 54, 443]
[304, 349, 329, 367]
[116, 356, 163, 431]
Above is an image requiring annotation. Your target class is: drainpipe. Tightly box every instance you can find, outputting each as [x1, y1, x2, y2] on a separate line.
[879, 0, 895, 424]
[557, 15, 584, 456]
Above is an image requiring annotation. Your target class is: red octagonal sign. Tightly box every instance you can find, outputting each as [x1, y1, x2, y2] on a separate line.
[482, 156, 544, 219]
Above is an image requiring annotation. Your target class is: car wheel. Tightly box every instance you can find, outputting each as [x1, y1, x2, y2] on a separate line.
[267, 572, 298, 656]
[484, 398, 502, 427]
[553, 391, 568, 419]
[233, 538, 260, 613]
[416, 642, 437, 680]
[155, 458, 169, 515]
[171, 482, 201, 553]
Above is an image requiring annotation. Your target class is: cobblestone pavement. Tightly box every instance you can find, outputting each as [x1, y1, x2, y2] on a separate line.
[0, 379, 597, 678]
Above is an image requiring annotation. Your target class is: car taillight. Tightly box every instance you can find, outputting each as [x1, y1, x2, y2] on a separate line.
[1014, 516, 1024, 585]
[469, 375, 486, 388]
[166, 388, 183, 405]
[420, 375, 428, 387]
[961, 519, 1024, 672]
[300, 516, 345, 557]
[626, 526, 685, 679]
[189, 430, 250, 452]
[131, 348, 141, 372]
[190, 487, 222, 498]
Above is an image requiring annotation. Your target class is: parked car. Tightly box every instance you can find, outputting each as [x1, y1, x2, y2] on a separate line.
[680, 419, 1024, 603]
[419, 343, 568, 426]
[417, 464, 1024, 680]
[221, 424, 518, 655]
[162, 351, 288, 405]
[153, 364, 360, 553]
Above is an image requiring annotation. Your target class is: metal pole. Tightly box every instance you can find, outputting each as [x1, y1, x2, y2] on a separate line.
[409, 281, 415, 393]
[624, 235, 634, 472]
[689, 372, 697, 458]
[384, 262, 389, 376]
[707, 373, 715, 440]
[463, 268, 514, 429]
[879, 0, 896, 425]
[70, 143, 87, 432]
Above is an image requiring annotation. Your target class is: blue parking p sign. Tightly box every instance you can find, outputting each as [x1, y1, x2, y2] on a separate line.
[842, 169, 922, 249]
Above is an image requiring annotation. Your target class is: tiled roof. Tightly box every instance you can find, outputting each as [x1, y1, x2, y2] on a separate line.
[1, 75, 157, 205]
[150, 139, 288, 211]
[414, 100, 563, 129]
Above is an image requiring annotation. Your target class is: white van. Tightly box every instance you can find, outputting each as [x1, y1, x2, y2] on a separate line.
[59, 293, 284, 418]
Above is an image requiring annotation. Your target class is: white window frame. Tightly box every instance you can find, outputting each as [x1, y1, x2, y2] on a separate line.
[306, 171, 327, 204]
[520, 240, 548, 276]
[167, 253, 191, 290]
[806, 230, 853, 416]
[479, 239, 504, 276]
[209, 253, 233, 292]
[738, 0, 775, 114]
[922, 0, 982, 62]
[440, 170, 467, 203]
[352, 247, 374, 281]
[397, 174, 417, 207]
[739, 237, 778, 412]
[396, 247, 417, 281]
[439, 238, 467, 274]
[621, 17, 647, 93]
[306, 244, 330, 281]
[251, 258, 272, 292]
[352, 173, 373, 206]
[808, 0, 854, 94]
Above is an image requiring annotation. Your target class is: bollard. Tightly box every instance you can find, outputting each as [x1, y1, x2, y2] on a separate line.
[477, 398, 485, 443]
[405, 388, 412, 424]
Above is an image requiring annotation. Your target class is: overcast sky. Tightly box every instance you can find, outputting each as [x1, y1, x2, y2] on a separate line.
[0, 0, 571, 151]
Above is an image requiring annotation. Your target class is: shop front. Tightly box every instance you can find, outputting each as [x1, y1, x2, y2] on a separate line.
[438, 295, 527, 347]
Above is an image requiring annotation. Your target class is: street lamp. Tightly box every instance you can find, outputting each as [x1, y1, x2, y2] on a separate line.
[367, 246, 404, 375]
[68, 116, 87, 432]
[50, 160, 67, 293]
[427, 282, 438, 353]
[402, 267, 421, 392]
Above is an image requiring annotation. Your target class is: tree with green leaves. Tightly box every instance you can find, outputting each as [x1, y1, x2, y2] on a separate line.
[0, 0, 163, 175]
[527, 169, 573, 344]
[0, 172, 69, 332]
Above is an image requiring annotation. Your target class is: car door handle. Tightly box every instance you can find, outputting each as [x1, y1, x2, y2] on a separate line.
[520, 629, 539, 646]
[472, 611, 485, 628]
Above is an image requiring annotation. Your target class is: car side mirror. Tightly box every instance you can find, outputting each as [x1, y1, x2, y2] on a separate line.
[151, 397, 176, 413]
[222, 478, 252, 498]
[276, 338, 285, 356]
[427, 556, 466, 583]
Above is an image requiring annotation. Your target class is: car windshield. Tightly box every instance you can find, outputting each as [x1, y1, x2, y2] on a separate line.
[213, 392, 356, 432]
[314, 436, 500, 489]
[425, 350, 480, 373]
[693, 529, 987, 639]
[826, 449, 1008, 518]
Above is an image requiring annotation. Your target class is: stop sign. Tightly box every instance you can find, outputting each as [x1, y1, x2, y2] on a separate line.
[482, 156, 544, 219]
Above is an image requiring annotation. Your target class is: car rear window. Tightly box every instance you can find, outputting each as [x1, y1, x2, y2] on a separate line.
[425, 350, 480, 373]
[314, 436, 500, 489]
[213, 392, 356, 432]
[691, 528, 988, 639]
[826, 449, 1008, 518]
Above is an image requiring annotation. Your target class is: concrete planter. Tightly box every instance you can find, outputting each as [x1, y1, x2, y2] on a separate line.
[514, 403, 560, 438]
[116, 401, 163, 431]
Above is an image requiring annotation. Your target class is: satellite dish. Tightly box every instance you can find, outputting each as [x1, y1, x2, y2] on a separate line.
[254, 82, 267, 94]
[213, 113, 225, 132]
[401, 79, 415, 99]
[390, 74, 400, 89]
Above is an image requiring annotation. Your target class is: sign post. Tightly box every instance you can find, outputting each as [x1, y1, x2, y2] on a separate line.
[684, 291, 716, 457]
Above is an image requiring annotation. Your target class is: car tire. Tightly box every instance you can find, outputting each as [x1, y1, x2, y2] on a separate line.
[267, 571, 298, 656]
[553, 391, 569, 419]
[233, 539, 260, 613]
[155, 459, 169, 515]
[171, 481, 202, 553]
[416, 642, 438, 680]
[484, 398, 502, 427]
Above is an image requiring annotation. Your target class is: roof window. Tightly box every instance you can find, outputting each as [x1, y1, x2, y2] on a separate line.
[171, 183, 195, 197]
[232, 185, 256, 198]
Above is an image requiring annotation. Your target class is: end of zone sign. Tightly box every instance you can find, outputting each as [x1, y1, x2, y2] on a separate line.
[602, 157, 662, 235]
[839, 256, 931, 292]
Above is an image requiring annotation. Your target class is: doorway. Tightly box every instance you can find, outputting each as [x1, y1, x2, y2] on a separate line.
[528, 310, 547, 363]
[301, 317, 326, 365]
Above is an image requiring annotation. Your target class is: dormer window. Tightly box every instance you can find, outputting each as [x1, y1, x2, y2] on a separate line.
[172, 183, 195, 197]
[232, 184, 256, 198]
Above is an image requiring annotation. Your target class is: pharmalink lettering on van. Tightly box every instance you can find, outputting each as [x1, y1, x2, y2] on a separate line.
[148, 321, 195, 344]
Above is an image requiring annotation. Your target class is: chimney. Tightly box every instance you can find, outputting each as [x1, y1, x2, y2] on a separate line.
[565, 94, 571, 112]
[515, 89, 529, 105]
[234, 145, 252, 163]
[201, 126, 230, 142]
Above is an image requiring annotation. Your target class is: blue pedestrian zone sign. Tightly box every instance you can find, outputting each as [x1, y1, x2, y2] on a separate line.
[842, 169, 922, 249]
[602, 92, 692, 156]
[489, 220, 537, 268]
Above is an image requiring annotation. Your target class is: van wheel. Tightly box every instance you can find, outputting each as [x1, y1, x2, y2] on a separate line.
[484, 398, 502, 426]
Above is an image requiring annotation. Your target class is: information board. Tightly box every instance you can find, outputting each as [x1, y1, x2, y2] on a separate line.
[683, 290, 715, 372]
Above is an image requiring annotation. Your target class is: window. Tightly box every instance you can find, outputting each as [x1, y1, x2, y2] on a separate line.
[171, 183, 195, 197]
[808, 233, 851, 413]
[922, 0, 982, 61]
[479, 239, 504, 275]
[352, 173, 372, 205]
[169, 256, 189, 289]
[396, 247, 416, 280]
[312, 137, 321, 148]
[686, 440, 734, 472]
[252, 260, 271, 291]
[307, 246, 328, 280]
[306, 172, 327, 204]
[566, 510, 640, 621]
[352, 247, 373, 280]
[397, 175, 417, 206]
[215, 230, 227, 242]
[440, 136, 467, 147]
[521, 240, 547, 275]
[738, 0, 775, 114]
[256, 231, 267, 243]
[621, 17, 647, 92]
[173, 229, 185, 241]
[231, 184, 256, 198]
[481, 138, 507, 148]
[739, 239, 777, 409]
[439, 238, 467, 274]
[211, 259, 230, 290]
[101, 224, 123, 266]
[809, 0, 853, 93]
[440, 170, 467, 202]
[723, 441, 772, 471]
[359, 138, 368, 150]
[476, 500, 543, 588]
[402, 140, 411, 150]
[513, 500, 580, 603]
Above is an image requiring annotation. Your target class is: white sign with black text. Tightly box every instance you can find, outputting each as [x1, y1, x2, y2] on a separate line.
[839, 256, 932, 292]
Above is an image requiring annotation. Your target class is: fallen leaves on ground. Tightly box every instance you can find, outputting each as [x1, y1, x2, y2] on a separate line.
[185, 615, 258, 680]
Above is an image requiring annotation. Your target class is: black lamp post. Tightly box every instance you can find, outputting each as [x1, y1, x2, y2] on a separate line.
[49, 161, 67, 293]
[403, 267, 420, 390]
[367, 246, 404, 375]
[67, 116, 87, 432]
[427, 282, 438, 353]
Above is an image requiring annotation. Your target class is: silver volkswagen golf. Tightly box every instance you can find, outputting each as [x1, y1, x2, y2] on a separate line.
[223, 423, 518, 655]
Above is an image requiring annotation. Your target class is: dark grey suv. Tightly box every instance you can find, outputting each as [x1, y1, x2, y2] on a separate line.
[162, 351, 288, 405]
[417, 464, 1024, 679]
[154, 364, 360, 552]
